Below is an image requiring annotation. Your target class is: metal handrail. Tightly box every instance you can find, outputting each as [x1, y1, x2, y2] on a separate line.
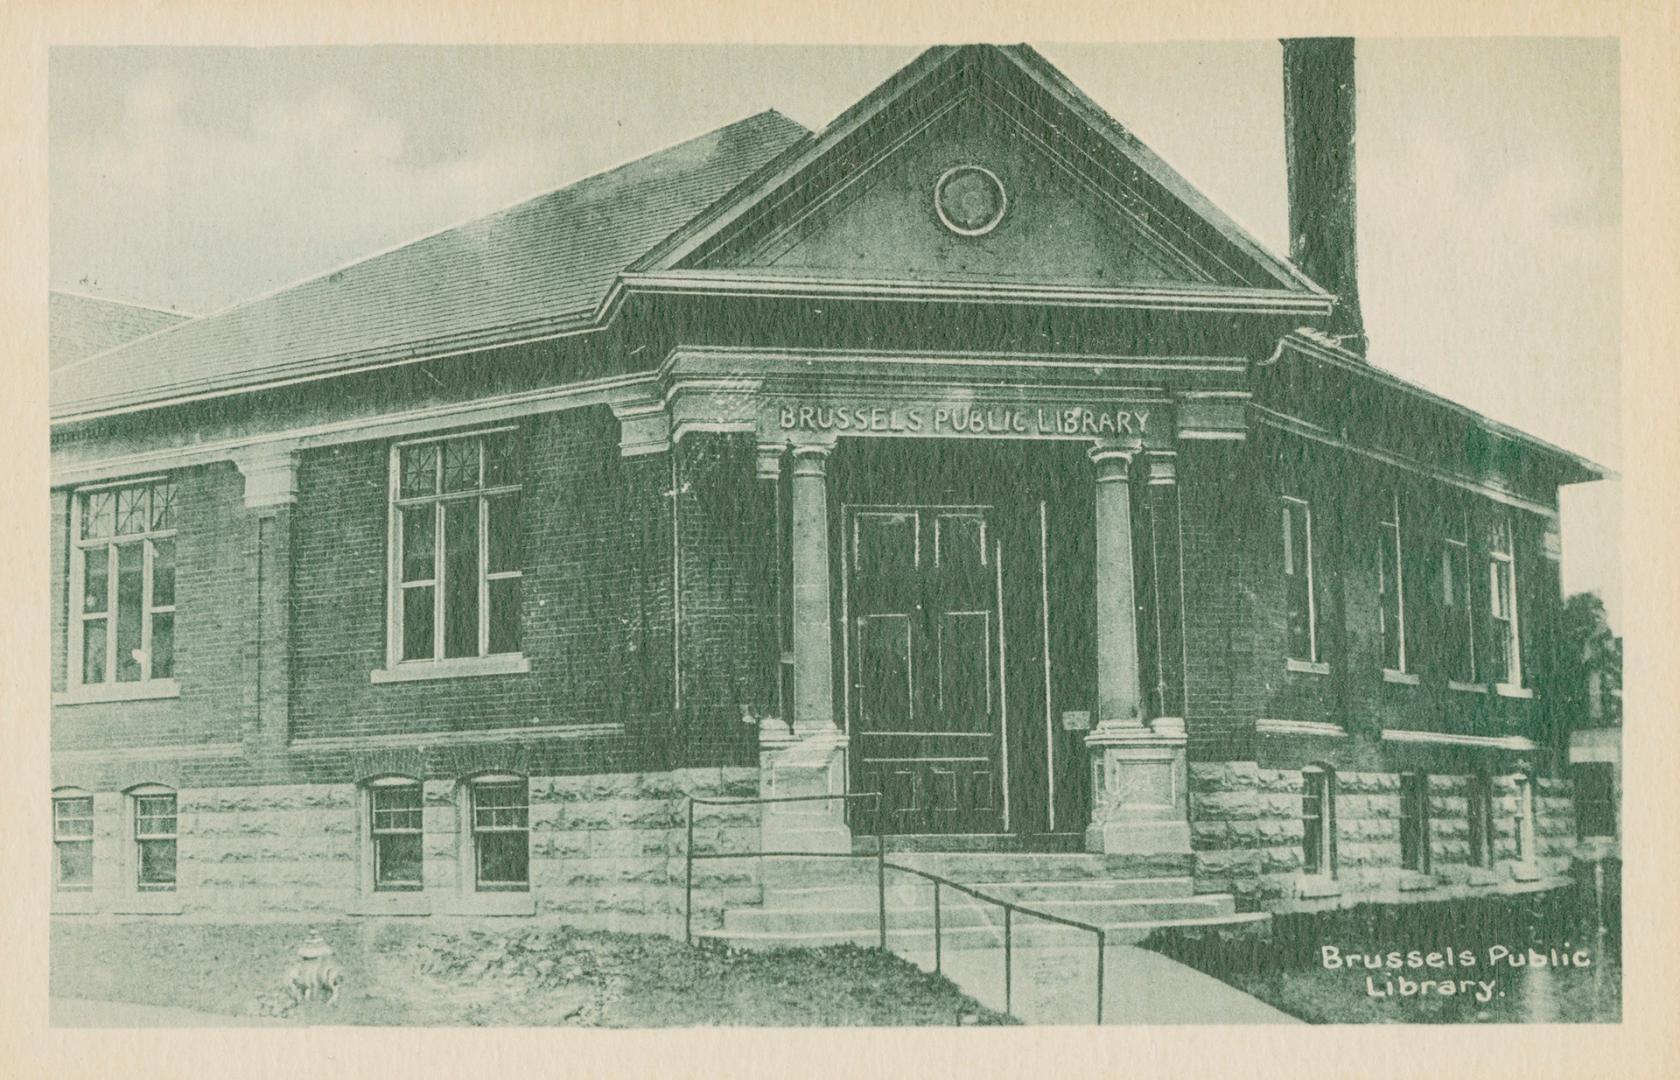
[685, 791, 884, 948]
[683, 791, 1108, 1023]
[880, 859, 1108, 1024]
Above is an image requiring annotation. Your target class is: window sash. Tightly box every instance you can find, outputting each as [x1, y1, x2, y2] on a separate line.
[1441, 529, 1477, 682]
[1301, 771, 1331, 876]
[69, 483, 178, 687]
[1377, 494, 1407, 672]
[1488, 544, 1521, 685]
[1282, 496, 1318, 662]
[1399, 773, 1430, 872]
[389, 434, 522, 665]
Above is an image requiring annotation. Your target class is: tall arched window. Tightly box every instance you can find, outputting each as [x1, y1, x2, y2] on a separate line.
[1302, 765, 1336, 877]
[364, 776, 424, 892]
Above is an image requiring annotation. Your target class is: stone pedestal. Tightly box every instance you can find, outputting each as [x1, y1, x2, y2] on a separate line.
[758, 720, 852, 855]
[1084, 720, 1191, 855]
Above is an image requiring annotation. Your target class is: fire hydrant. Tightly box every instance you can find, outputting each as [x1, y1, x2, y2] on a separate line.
[287, 929, 344, 1005]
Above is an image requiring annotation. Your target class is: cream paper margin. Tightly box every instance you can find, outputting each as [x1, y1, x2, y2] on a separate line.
[0, 2, 1672, 1077]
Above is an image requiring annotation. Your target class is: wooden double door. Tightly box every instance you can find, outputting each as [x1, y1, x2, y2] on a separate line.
[836, 439, 1096, 840]
[847, 503, 1004, 834]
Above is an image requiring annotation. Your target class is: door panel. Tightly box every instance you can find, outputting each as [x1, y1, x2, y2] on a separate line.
[849, 504, 1003, 834]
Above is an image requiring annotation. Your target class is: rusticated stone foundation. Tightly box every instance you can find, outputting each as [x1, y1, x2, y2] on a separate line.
[1188, 763, 1575, 912]
[51, 768, 762, 935]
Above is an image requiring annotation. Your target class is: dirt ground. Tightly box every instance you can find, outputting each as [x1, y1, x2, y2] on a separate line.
[50, 920, 1014, 1027]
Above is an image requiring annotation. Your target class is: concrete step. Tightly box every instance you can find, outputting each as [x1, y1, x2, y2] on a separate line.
[763, 876, 1197, 909]
[699, 910, 1271, 951]
[722, 894, 1237, 935]
[759, 851, 1190, 888]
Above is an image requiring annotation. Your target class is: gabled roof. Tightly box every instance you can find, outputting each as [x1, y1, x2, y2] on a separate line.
[48, 290, 194, 368]
[51, 110, 810, 422]
[628, 45, 1329, 307]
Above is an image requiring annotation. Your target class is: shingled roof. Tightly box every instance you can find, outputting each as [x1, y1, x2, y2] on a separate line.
[48, 291, 194, 368]
[51, 109, 810, 421]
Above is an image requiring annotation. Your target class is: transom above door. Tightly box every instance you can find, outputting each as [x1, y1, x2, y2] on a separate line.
[846, 503, 1004, 835]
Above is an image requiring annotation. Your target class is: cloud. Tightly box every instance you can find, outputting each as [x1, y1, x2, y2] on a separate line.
[52, 69, 561, 310]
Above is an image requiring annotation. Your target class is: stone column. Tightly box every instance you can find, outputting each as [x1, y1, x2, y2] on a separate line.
[1084, 442, 1190, 857]
[789, 442, 838, 738]
[1143, 450, 1187, 730]
[758, 438, 849, 858]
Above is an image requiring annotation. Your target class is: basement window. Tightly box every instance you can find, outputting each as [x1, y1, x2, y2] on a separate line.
[1467, 773, 1495, 869]
[369, 778, 424, 892]
[1399, 772, 1431, 872]
[53, 793, 95, 891]
[470, 776, 530, 892]
[132, 788, 177, 892]
[1301, 766, 1336, 877]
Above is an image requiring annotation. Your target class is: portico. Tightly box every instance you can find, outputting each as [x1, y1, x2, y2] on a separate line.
[665, 350, 1202, 855]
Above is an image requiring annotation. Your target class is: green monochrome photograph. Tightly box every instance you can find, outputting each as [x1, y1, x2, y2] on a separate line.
[41, 35, 1624, 1033]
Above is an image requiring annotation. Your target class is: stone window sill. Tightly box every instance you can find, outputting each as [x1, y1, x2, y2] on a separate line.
[1467, 868, 1499, 887]
[350, 892, 432, 917]
[1297, 875, 1342, 900]
[113, 893, 183, 915]
[1399, 872, 1436, 892]
[1448, 680, 1488, 695]
[371, 654, 530, 684]
[52, 890, 100, 915]
[54, 679, 181, 706]
[1382, 669, 1421, 686]
[1510, 862, 1542, 883]
[1495, 683, 1534, 700]
[442, 891, 536, 917]
[1286, 658, 1330, 676]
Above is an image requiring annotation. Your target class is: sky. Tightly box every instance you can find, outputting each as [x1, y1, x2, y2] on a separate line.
[47, 41, 1622, 627]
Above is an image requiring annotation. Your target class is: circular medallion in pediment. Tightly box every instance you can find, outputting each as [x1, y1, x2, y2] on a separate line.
[934, 165, 1007, 237]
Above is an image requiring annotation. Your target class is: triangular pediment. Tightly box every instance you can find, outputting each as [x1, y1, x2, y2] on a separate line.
[634, 45, 1328, 304]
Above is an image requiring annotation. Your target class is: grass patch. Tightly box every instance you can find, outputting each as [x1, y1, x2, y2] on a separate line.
[51, 920, 1014, 1027]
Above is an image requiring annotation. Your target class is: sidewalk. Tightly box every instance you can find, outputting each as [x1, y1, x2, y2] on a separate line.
[51, 998, 287, 1028]
[895, 939, 1302, 1025]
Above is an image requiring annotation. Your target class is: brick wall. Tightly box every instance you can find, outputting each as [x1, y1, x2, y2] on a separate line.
[50, 462, 250, 752]
[1178, 429, 1563, 773]
[288, 406, 680, 753]
[672, 432, 775, 767]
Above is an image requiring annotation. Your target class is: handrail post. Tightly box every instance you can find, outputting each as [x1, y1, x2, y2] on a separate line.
[876, 793, 887, 951]
[1096, 929, 1106, 1025]
[1003, 906, 1013, 1016]
[933, 881, 942, 975]
[684, 798, 695, 946]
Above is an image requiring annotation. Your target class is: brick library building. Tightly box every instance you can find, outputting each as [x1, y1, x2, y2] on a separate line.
[49, 44, 1606, 937]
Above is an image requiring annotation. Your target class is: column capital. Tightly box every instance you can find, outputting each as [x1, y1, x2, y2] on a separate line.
[755, 442, 785, 481]
[1143, 449, 1178, 485]
[232, 446, 299, 510]
[790, 440, 835, 478]
[1087, 439, 1142, 482]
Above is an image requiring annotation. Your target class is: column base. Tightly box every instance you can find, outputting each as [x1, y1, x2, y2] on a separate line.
[1083, 720, 1192, 857]
[759, 723, 852, 855]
